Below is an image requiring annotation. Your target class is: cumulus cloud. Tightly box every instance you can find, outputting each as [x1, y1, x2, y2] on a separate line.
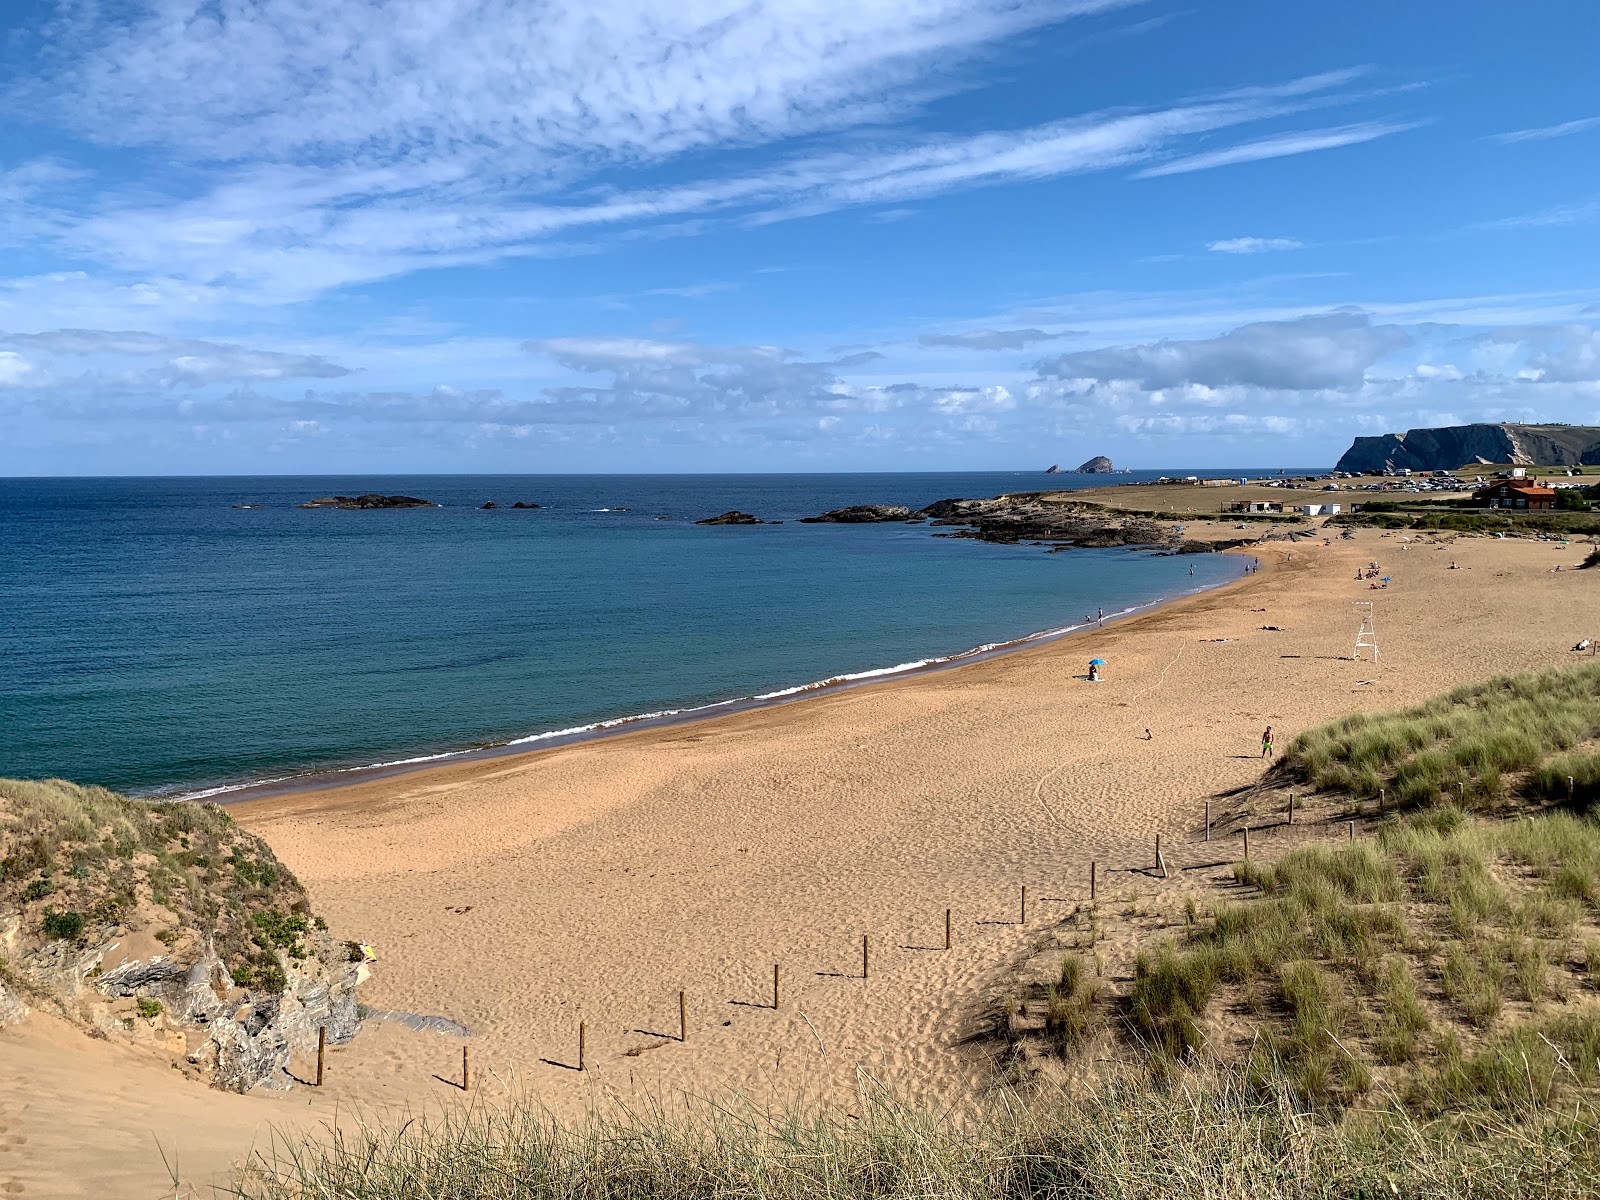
[1034, 311, 1412, 391]
[0, 350, 43, 387]
[1469, 323, 1600, 383]
[919, 328, 1064, 350]
[1137, 121, 1418, 177]
[1206, 236, 1303, 254]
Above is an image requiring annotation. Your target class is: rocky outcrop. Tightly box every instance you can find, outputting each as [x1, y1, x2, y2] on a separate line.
[299, 494, 437, 509]
[800, 505, 915, 523]
[1336, 424, 1600, 474]
[696, 511, 766, 525]
[480, 502, 498, 509]
[917, 495, 1165, 547]
[1045, 464, 1060, 474]
[1072, 456, 1114, 473]
[510, 501, 541, 509]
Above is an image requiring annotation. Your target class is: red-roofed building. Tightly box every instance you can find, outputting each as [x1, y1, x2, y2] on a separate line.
[1472, 481, 1557, 510]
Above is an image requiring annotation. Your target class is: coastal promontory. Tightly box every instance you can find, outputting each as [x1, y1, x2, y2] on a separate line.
[1335, 422, 1600, 474]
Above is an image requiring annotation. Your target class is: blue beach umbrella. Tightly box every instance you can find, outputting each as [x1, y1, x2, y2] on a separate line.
[1089, 658, 1107, 666]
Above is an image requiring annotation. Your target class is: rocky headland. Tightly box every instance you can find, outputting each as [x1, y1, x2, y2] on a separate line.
[919, 495, 1166, 546]
[0, 777, 364, 1093]
[300, 494, 437, 509]
[1336, 422, 1600, 474]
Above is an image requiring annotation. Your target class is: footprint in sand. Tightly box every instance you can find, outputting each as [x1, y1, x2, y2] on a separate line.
[1, 1180, 21, 1194]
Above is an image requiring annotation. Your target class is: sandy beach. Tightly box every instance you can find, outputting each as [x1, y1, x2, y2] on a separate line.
[4, 524, 1596, 1198]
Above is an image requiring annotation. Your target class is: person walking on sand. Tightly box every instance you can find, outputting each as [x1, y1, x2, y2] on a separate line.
[1097, 607, 1104, 627]
[1261, 725, 1275, 759]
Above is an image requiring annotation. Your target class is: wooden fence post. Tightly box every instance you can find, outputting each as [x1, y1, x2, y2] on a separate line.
[1090, 860, 1097, 901]
[463, 1044, 470, 1091]
[773, 964, 781, 1010]
[679, 990, 687, 1042]
[316, 1026, 325, 1087]
[578, 1022, 586, 1072]
[1243, 826, 1251, 861]
[1288, 792, 1295, 825]
[1020, 885, 1027, 924]
[1348, 820, 1356, 841]
[862, 934, 870, 979]
[945, 908, 952, 951]
[1205, 800, 1211, 842]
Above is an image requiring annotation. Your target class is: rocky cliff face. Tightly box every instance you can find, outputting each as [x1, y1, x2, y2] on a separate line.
[1336, 424, 1600, 473]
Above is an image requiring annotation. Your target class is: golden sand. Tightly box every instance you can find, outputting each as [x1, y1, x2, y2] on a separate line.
[3, 525, 1595, 1197]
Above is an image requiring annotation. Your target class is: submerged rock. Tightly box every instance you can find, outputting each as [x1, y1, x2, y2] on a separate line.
[510, 501, 542, 509]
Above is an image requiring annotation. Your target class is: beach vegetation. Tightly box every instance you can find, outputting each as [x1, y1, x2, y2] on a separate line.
[135, 997, 163, 1019]
[223, 1072, 1600, 1200]
[0, 776, 333, 997]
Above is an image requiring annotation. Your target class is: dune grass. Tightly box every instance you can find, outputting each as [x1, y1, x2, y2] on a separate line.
[1277, 663, 1600, 810]
[0, 776, 320, 992]
[226, 1074, 1600, 1200]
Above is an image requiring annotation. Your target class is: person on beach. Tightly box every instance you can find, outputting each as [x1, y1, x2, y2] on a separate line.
[1261, 725, 1275, 758]
[1097, 607, 1104, 627]
[1088, 661, 1100, 682]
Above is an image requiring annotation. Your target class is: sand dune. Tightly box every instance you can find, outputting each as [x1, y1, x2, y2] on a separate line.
[4, 526, 1595, 1196]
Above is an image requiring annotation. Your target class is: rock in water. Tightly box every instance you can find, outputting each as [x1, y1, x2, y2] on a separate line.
[480, 501, 499, 509]
[1072, 456, 1114, 473]
[799, 505, 914, 523]
[1044, 464, 1060, 474]
[299, 494, 437, 509]
[696, 511, 766, 525]
[510, 501, 542, 509]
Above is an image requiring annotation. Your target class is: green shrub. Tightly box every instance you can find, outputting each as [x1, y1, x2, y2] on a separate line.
[40, 908, 84, 940]
[22, 877, 53, 901]
[135, 997, 163, 1019]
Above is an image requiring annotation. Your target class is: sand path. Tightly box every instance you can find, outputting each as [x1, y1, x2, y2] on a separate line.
[4, 526, 1594, 1196]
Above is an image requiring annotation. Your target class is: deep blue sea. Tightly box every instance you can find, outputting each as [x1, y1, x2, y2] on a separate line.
[0, 472, 1305, 797]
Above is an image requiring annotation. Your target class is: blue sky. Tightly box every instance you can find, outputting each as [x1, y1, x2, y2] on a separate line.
[1, 0, 1597, 474]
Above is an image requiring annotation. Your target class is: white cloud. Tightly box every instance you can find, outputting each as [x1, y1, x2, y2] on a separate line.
[1492, 116, 1600, 144]
[1034, 311, 1412, 391]
[1206, 236, 1303, 254]
[0, 327, 352, 388]
[1137, 121, 1418, 177]
[919, 328, 1064, 350]
[0, 351, 43, 387]
[41, 0, 1133, 164]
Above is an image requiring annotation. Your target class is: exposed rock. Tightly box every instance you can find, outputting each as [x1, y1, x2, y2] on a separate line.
[510, 501, 542, 509]
[1072, 455, 1114, 473]
[916, 494, 1166, 547]
[480, 501, 498, 509]
[299, 494, 437, 509]
[800, 505, 914, 523]
[696, 511, 766, 525]
[1045, 464, 1060, 474]
[1336, 423, 1600, 474]
[0, 980, 25, 1027]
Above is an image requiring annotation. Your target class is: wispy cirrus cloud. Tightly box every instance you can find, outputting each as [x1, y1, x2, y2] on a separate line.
[1492, 116, 1600, 144]
[1136, 120, 1419, 177]
[1206, 236, 1303, 254]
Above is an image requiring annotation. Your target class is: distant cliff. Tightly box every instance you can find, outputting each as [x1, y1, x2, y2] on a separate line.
[1336, 424, 1600, 474]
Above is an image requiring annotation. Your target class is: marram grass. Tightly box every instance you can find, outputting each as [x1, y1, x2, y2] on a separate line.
[225, 1076, 1600, 1200]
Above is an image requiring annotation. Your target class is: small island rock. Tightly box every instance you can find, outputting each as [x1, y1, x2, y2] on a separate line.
[480, 501, 499, 509]
[1071, 456, 1114, 474]
[696, 511, 766, 525]
[510, 501, 542, 509]
[299, 494, 437, 509]
[799, 505, 914, 523]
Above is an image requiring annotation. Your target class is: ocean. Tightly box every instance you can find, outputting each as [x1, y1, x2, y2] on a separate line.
[0, 472, 1294, 797]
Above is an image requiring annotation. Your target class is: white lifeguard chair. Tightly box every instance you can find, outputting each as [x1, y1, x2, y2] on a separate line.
[1354, 601, 1379, 662]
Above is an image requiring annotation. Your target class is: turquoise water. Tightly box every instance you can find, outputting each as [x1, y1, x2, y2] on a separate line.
[0, 473, 1272, 796]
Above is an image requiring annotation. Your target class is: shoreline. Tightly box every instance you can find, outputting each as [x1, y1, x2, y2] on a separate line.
[175, 552, 1254, 805]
